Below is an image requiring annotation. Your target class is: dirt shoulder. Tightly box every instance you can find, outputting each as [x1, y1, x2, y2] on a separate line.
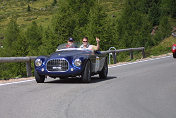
[0, 53, 172, 84]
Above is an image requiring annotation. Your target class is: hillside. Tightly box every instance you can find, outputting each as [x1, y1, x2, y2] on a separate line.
[0, 0, 123, 45]
[0, 0, 56, 43]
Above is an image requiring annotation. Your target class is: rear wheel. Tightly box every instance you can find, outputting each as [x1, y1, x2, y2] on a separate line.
[81, 60, 91, 83]
[173, 53, 176, 58]
[99, 58, 108, 79]
[34, 70, 45, 83]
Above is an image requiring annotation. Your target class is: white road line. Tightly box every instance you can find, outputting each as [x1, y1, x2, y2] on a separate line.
[108, 55, 171, 69]
[0, 55, 172, 87]
[0, 79, 35, 87]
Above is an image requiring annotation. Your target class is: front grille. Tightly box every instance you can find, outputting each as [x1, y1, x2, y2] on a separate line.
[47, 59, 69, 72]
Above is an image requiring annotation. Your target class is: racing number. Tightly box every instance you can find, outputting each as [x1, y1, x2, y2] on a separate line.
[95, 56, 100, 72]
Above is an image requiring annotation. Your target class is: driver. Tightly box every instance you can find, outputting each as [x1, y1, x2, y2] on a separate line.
[66, 37, 77, 48]
[80, 37, 100, 51]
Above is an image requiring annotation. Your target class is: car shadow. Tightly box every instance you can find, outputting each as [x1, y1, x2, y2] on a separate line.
[45, 76, 116, 84]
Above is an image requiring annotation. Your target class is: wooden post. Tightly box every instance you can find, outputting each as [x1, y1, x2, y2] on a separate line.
[112, 52, 117, 64]
[130, 50, 133, 60]
[142, 49, 146, 58]
[26, 60, 32, 77]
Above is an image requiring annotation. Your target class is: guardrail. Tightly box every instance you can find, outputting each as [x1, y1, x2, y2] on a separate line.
[0, 56, 37, 77]
[0, 47, 145, 77]
[101, 47, 145, 64]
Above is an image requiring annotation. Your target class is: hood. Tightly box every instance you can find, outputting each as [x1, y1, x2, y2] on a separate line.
[49, 50, 91, 58]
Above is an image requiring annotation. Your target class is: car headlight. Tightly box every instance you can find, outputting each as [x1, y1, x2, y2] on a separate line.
[74, 59, 82, 67]
[172, 46, 176, 50]
[35, 59, 43, 67]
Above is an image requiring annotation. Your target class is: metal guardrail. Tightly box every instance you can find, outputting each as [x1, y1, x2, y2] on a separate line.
[0, 56, 37, 77]
[101, 47, 145, 64]
[0, 47, 145, 77]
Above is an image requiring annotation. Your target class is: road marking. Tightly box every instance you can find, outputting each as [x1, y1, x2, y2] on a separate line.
[108, 55, 171, 69]
[0, 55, 172, 87]
[0, 79, 35, 87]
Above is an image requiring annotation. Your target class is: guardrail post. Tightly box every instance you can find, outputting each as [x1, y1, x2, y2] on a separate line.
[26, 59, 32, 77]
[130, 50, 133, 60]
[112, 52, 117, 64]
[142, 48, 146, 58]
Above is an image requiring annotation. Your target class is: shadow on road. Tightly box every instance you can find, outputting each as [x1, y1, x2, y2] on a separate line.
[45, 76, 116, 84]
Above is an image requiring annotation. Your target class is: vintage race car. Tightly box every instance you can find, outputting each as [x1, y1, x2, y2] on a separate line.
[34, 43, 108, 83]
[172, 44, 176, 58]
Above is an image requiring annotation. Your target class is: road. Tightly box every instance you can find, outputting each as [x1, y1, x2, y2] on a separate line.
[0, 56, 176, 118]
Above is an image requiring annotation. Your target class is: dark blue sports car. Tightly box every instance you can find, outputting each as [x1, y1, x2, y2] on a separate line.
[34, 43, 108, 83]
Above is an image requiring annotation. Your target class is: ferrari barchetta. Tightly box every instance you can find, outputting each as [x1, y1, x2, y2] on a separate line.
[34, 43, 108, 83]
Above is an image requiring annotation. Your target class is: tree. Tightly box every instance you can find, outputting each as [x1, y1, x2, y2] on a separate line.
[27, 5, 31, 12]
[170, 0, 176, 18]
[3, 18, 19, 56]
[117, 0, 152, 48]
[39, 27, 57, 55]
[0, 18, 27, 79]
[52, 0, 96, 44]
[25, 21, 43, 56]
[52, 0, 57, 6]
[148, 0, 161, 26]
[83, 4, 108, 49]
[153, 16, 171, 43]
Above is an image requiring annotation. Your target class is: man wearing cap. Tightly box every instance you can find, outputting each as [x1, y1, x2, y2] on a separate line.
[65, 37, 77, 48]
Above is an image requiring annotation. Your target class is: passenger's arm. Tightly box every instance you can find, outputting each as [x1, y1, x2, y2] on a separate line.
[96, 37, 100, 50]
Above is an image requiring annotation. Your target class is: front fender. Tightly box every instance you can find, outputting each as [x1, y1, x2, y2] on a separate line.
[172, 44, 176, 53]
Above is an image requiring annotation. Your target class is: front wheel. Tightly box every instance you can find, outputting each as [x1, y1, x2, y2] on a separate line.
[99, 58, 108, 79]
[173, 53, 176, 58]
[34, 70, 45, 83]
[81, 60, 91, 83]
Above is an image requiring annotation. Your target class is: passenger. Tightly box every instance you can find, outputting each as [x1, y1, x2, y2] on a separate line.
[80, 37, 100, 51]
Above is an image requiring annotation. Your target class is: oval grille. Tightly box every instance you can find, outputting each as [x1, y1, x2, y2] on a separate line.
[47, 59, 69, 72]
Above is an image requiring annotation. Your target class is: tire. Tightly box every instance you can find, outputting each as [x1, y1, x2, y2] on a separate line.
[173, 53, 176, 58]
[81, 60, 91, 83]
[34, 70, 45, 83]
[99, 58, 108, 79]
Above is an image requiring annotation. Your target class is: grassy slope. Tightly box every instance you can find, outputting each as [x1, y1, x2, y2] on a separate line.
[0, 0, 121, 45]
[0, 0, 175, 56]
[0, 0, 56, 42]
[147, 36, 176, 56]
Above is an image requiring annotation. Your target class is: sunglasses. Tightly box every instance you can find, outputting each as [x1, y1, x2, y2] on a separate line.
[83, 41, 88, 42]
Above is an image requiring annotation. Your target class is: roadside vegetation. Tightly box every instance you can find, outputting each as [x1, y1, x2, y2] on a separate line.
[0, 0, 176, 80]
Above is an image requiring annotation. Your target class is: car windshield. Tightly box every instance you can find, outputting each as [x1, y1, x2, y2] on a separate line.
[56, 42, 79, 50]
[56, 42, 92, 52]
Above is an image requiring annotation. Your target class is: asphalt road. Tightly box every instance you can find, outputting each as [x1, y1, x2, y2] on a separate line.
[0, 56, 176, 118]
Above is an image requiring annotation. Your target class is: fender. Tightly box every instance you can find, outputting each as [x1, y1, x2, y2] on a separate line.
[172, 44, 176, 53]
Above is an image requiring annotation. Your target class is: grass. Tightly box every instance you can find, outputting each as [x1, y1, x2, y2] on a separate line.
[147, 36, 176, 56]
[0, 0, 56, 39]
[0, 0, 121, 45]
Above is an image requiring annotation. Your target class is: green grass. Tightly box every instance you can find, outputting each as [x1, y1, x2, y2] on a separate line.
[147, 36, 176, 56]
[0, 0, 56, 39]
[0, 0, 122, 45]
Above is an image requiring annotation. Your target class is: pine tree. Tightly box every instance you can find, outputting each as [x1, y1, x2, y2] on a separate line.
[52, 0, 57, 6]
[52, 0, 96, 44]
[83, 3, 107, 49]
[25, 21, 43, 56]
[3, 18, 19, 56]
[117, 0, 152, 48]
[39, 27, 57, 55]
[148, 1, 161, 26]
[0, 18, 28, 79]
[27, 5, 31, 12]
[170, 0, 176, 18]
